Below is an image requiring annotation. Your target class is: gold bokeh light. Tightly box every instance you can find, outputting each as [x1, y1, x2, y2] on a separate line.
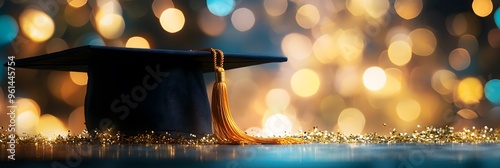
[19, 8, 55, 42]
[291, 69, 320, 97]
[159, 8, 185, 33]
[125, 36, 151, 49]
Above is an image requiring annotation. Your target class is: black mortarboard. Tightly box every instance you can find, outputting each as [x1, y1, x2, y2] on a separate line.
[12, 45, 287, 136]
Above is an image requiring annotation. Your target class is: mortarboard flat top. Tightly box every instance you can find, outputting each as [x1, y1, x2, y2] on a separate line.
[11, 45, 287, 136]
[13, 45, 287, 72]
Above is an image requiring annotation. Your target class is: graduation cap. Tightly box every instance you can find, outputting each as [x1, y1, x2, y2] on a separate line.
[12, 45, 301, 144]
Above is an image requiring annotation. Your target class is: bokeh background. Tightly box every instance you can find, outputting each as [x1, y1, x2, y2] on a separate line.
[1, 0, 500, 139]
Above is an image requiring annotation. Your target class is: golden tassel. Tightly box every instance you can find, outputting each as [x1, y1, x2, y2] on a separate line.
[208, 48, 302, 145]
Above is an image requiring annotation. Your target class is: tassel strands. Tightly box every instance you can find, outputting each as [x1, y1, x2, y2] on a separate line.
[207, 48, 302, 145]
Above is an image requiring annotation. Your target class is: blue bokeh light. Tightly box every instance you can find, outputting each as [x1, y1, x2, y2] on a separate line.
[207, 0, 235, 17]
[0, 15, 19, 45]
[485, 79, 500, 104]
[495, 8, 500, 28]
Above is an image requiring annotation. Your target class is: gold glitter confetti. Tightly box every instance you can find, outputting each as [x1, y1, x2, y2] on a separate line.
[1, 125, 500, 145]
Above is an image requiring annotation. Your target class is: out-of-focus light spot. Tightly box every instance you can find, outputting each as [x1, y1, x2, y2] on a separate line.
[495, 8, 500, 28]
[291, 69, 320, 97]
[69, 71, 88, 86]
[388, 41, 412, 66]
[363, 66, 386, 91]
[159, 8, 185, 33]
[16, 110, 39, 135]
[152, 0, 174, 18]
[364, 0, 389, 18]
[394, 0, 423, 20]
[207, 0, 235, 17]
[385, 26, 410, 47]
[458, 34, 478, 54]
[0, 15, 18, 45]
[281, 33, 312, 61]
[487, 28, 500, 48]
[431, 70, 458, 95]
[472, 0, 493, 17]
[409, 28, 437, 56]
[313, 34, 337, 64]
[97, 13, 125, 39]
[198, 8, 226, 36]
[346, 0, 365, 16]
[15, 98, 41, 117]
[36, 114, 67, 140]
[266, 88, 290, 109]
[338, 28, 365, 63]
[457, 109, 479, 119]
[448, 48, 470, 71]
[485, 79, 500, 104]
[64, 5, 90, 27]
[338, 108, 365, 135]
[49, 72, 86, 107]
[396, 98, 421, 122]
[68, 106, 86, 134]
[231, 8, 255, 32]
[67, 0, 87, 8]
[15, 98, 41, 135]
[46, 38, 69, 53]
[371, 68, 402, 98]
[126, 36, 150, 48]
[390, 34, 412, 45]
[320, 95, 346, 123]
[19, 8, 55, 42]
[264, 114, 292, 137]
[335, 66, 361, 97]
[296, 4, 320, 29]
[263, 0, 287, 16]
[457, 77, 483, 104]
[61, 74, 86, 107]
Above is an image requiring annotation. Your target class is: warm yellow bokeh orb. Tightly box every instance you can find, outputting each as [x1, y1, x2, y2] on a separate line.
[126, 36, 150, 49]
[313, 34, 337, 64]
[291, 69, 320, 97]
[448, 48, 471, 71]
[388, 40, 412, 66]
[363, 67, 387, 91]
[16, 110, 39, 135]
[472, 0, 493, 17]
[97, 13, 125, 39]
[396, 98, 421, 122]
[263, 0, 287, 16]
[409, 28, 437, 56]
[370, 68, 402, 98]
[346, 0, 365, 16]
[67, 0, 87, 8]
[394, 0, 423, 20]
[364, 0, 390, 18]
[36, 114, 67, 140]
[431, 70, 458, 95]
[296, 4, 320, 29]
[159, 8, 185, 33]
[457, 77, 483, 104]
[68, 106, 86, 134]
[338, 108, 365, 135]
[281, 33, 312, 61]
[152, 0, 174, 18]
[69, 71, 88, 86]
[19, 8, 55, 42]
[265, 88, 291, 109]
